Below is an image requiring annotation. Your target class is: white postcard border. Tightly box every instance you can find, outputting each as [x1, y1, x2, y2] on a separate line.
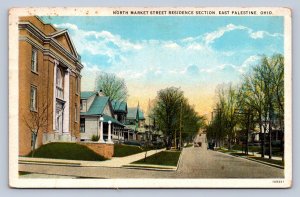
[9, 7, 292, 188]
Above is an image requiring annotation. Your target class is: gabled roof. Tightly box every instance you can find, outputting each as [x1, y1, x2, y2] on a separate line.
[111, 100, 127, 113]
[81, 91, 96, 99]
[127, 107, 138, 120]
[102, 114, 125, 127]
[127, 107, 145, 120]
[50, 29, 79, 59]
[138, 110, 145, 120]
[80, 96, 109, 116]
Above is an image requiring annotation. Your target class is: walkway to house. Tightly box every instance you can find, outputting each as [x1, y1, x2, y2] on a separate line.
[81, 148, 166, 167]
[19, 148, 166, 168]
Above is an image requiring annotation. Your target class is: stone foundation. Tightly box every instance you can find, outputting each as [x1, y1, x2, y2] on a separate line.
[79, 142, 114, 159]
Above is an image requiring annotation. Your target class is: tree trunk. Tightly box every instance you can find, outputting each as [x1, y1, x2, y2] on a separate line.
[269, 121, 272, 159]
[262, 125, 266, 158]
[31, 133, 37, 157]
[259, 113, 264, 158]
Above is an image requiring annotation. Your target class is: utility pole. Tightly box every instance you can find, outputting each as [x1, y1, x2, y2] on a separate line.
[246, 109, 251, 155]
[174, 130, 177, 149]
[179, 101, 182, 150]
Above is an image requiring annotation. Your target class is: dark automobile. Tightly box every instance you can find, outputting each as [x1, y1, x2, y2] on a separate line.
[208, 142, 215, 150]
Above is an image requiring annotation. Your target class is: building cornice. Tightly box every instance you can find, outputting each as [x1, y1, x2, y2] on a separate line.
[19, 22, 84, 71]
[19, 36, 82, 76]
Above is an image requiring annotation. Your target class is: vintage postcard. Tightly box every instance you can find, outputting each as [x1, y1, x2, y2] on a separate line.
[9, 7, 292, 188]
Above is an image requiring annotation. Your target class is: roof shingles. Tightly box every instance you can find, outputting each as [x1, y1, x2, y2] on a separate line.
[80, 96, 109, 116]
[111, 100, 127, 112]
[80, 91, 96, 99]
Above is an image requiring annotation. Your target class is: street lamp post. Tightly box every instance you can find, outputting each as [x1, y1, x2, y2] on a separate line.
[107, 120, 113, 143]
[98, 116, 105, 143]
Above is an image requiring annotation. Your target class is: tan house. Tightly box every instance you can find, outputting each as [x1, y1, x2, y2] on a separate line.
[80, 91, 125, 142]
[19, 16, 83, 156]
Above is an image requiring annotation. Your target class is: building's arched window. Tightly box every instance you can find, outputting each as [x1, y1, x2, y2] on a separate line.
[56, 68, 64, 99]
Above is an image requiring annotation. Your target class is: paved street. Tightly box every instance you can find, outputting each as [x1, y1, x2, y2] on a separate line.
[20, 137, 284, 178]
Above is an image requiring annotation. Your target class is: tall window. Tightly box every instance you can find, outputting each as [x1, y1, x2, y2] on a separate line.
[80, 118, 85, 133]
[76, 77, 79, 93]
[31, 49, 38, 72]
[30, 85, 37, 111]
[75, 104, 78, 122]
[56, 68, 64, 99]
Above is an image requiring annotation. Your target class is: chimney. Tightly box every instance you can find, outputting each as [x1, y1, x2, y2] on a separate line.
[97, 89, 105, 96]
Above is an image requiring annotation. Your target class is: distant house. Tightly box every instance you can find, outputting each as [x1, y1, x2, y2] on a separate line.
[125, 106, 147, 141]
[80, 91, 125, 142]
[111, 101, 127, 124]
[111, 100, 128, 142]
[144, 116, 164, 143]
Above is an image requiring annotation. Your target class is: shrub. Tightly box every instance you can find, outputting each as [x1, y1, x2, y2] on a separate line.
[91, 135, 100, 141]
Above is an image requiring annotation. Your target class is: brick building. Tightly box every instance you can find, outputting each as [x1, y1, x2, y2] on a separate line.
[18, 16, 83, 156]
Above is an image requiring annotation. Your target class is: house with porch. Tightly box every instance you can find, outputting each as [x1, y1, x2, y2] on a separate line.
[125, 106, 147, 142]
[80, 91, 125, 142]
[111, 100, 130, 142]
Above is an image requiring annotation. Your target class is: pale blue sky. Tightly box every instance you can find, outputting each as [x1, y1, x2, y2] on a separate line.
[40, 16, 284, 114]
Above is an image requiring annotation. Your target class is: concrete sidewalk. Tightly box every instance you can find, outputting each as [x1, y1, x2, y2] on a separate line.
[19, 148, 166, 168]
[81, 148, 165, 167]
[224, 149, 283, 161]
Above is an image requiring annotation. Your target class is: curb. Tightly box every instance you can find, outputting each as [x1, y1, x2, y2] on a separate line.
[122, 150, 183, 172]
[176, 149, 184, 171]
[244, 157, 284, 169]
[122, 164, 176, 171]
[215, 150, 284, 169]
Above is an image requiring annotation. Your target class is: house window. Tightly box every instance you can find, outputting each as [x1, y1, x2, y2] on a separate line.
[31, 49, 38, 72]
[80, 118, 85, 133]
[75, 104, 78, 122]
[30, 85, 37, 111]
[56, 68, 64, 99]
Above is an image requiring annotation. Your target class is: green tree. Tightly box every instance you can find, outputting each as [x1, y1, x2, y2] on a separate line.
[94, 72, 128, 102]
[152, 87, 205, 149]
[152, 87, 184, 149]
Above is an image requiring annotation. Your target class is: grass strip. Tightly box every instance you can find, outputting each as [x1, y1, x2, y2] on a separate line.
[27, 142, 107, 161]
[132, 151, 181, 166]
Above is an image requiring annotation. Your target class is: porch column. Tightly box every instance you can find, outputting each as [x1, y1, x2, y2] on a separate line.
[98, 117, 105, 143]
[107, 121, 113, 143]
[53, 60, 58, 130]
[63, 68, 70, 134]
[128, 130, 130, 141]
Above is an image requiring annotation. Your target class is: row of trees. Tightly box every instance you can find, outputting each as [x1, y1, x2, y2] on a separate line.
[94, 73, 206, 149]
[206, 54, 284, 159]
[151, 87, 206, 149]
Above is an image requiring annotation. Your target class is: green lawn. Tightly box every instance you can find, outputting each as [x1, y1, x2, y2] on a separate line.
[218, 148, 235, 153]
[185, 143, 193, 148]
[19, 171, 32, 176]
[113, 144, 145, 157]
[230, 152, 248, 157]
[231, 145, 261, 152]
[132, 151, 181, 166]
[28, 142, 107, 161]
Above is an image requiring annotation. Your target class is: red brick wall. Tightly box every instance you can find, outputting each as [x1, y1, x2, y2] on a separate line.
[79, 143, 114, 159]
